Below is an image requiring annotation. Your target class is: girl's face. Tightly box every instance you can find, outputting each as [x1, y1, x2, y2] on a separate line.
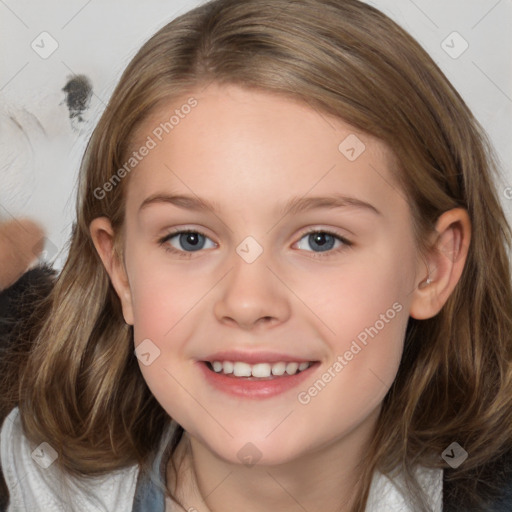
[111, 83, 426, 465]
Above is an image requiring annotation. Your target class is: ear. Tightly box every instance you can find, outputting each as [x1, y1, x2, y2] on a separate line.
[409, 208, 471, 320]
[89, 217, 134, 325]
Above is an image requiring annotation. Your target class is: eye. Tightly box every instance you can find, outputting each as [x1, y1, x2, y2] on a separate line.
[159, 229, 216, 257]
[295, 229, 352, 257]
[158, 228, 352, 259]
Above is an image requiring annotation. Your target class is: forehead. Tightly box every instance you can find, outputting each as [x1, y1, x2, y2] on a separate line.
[125, 84, 402, 216]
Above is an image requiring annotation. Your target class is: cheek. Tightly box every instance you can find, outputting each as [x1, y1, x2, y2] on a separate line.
[292, 290, 408, 450]
[295, 250, 412, 424]
[126, 253, 208, 410]
[128, 270, 197, 416]
[127, 250, 206, 340]
[295, 249, 412, 403]
[302, 246, 411, 343]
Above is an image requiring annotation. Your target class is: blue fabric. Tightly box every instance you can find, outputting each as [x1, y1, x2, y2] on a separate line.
[131, 424, 176, 512]
[132, 473, 164, 512]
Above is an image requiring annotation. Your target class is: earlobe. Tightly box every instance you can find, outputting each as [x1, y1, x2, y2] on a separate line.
[409, 208, 471, 320]
[89, 217, 134, 325]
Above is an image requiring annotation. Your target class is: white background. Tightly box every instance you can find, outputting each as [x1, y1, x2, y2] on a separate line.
[0, 0, 511, 269]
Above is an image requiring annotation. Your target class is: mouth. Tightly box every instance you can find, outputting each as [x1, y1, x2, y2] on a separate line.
[197, 359, 321, 399]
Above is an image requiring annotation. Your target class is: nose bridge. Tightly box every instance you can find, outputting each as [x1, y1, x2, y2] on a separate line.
[213, 235, 290, 329]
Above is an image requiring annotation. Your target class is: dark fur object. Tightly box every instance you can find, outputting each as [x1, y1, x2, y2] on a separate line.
[0, 264, 57, 511]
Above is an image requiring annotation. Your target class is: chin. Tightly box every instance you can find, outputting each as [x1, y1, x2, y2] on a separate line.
[198, 429, 306, 468]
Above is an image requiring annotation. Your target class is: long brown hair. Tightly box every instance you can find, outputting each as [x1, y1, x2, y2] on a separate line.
[5, 0, 512, 510]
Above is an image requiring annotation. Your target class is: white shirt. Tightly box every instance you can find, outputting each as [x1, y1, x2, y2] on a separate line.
[1, 407, 443, 511]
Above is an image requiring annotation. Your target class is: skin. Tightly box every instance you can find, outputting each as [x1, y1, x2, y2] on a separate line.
[0, 218, 45, 291]
[90, 83, 471, 512]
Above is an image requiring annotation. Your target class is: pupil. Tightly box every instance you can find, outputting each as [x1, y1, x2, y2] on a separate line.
[181, 232, 203, 251]
[311, 233, 334, 252]
[186, 233, 199, 245]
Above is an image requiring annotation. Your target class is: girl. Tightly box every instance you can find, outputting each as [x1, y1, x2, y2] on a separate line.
[2, 0, 512, 510]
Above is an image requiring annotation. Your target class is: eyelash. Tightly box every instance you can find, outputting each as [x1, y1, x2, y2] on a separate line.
[158, 228, 353, 259]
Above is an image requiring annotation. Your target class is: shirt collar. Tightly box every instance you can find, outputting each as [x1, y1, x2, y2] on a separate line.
[366, 464, 443, 511]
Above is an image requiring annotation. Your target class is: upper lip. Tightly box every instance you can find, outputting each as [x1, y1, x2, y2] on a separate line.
[201, 350, 318, 364]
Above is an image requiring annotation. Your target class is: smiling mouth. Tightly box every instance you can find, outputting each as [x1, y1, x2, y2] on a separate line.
[203, 360, 317, 380]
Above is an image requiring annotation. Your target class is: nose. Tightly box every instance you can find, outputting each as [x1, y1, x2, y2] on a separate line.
[213, 250, 291, 331]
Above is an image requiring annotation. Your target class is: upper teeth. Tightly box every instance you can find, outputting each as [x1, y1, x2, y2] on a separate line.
[210, 361, 311, 377]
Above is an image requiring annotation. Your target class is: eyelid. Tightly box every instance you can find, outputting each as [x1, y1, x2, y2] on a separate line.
[295, 226, 352, 242]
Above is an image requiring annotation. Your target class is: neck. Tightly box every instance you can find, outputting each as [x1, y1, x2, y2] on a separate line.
[167, 408, 380, 512]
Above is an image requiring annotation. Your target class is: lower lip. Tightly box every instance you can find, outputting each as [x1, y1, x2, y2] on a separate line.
[197, 361, 320, 399]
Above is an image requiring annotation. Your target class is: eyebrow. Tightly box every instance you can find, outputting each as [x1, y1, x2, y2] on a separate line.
[138, 192, 381, 216]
